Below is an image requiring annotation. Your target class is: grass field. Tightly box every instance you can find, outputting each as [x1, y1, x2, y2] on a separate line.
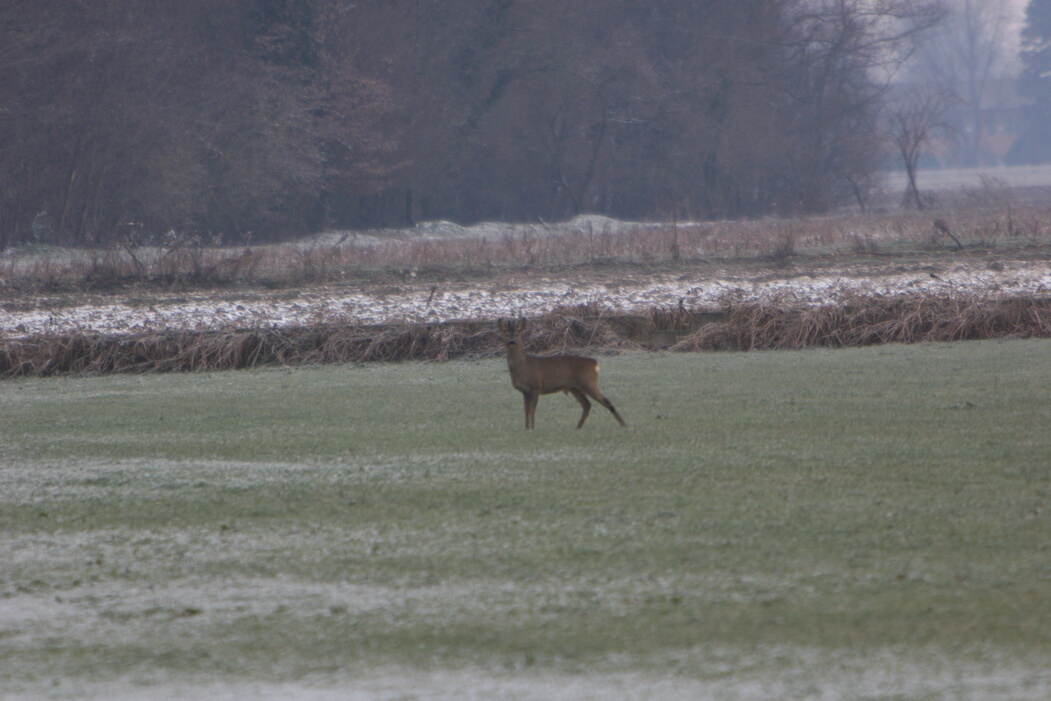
[2, 341, 1051, 699]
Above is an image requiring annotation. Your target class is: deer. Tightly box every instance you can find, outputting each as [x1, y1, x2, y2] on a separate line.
[497, 317, 627, 430]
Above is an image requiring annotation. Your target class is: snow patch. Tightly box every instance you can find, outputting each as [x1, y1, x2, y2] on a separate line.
[4, 262, 1049, 338]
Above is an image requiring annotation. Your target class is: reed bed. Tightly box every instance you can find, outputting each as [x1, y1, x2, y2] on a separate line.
[3, 295, 1051, 378]
[0, 326, 475, 378]
[0, 306, 642, 378]
[670, 295, 1051, 352]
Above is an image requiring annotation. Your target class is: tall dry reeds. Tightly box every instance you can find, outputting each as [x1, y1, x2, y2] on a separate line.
[5, 207, 1051, 293]
[0, 307, 641, 378]
[669, 295, 1051, 352]
[4, 296, 1051, 378]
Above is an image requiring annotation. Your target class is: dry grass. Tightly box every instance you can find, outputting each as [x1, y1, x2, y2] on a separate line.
[0, 326, 479, 377]
[670, 295, 1051, 352]
[5, 295, 1051, 378]
[6, 206, 1051, 377]
[4, 207, 1051, 293]
[0, 306, 645, 378]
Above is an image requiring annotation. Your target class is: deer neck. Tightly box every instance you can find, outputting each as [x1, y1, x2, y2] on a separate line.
[505, 343, 530, 371]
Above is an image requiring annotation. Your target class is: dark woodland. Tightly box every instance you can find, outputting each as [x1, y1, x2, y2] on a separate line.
[0, 0, 977, 247]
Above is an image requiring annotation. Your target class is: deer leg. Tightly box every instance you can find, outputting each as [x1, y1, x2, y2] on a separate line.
[601, 398, 627, 427]
[585, 387, 627, 427]
[523, 392, 539, 430]
[568, 388, 592, 429]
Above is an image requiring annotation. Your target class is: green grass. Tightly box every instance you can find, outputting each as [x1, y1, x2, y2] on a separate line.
[2, 341, 1051, 697]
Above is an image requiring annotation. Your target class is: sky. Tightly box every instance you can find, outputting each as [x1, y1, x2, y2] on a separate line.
[1003, 0, 1030, 73]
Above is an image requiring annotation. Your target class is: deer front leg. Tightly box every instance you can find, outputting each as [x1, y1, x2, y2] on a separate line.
[523, 391, 539, 430]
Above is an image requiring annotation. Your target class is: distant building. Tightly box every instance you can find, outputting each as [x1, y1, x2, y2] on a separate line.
[913, 78, 1030, 168]
[889, 77, 1035, 169]
[950, 78, 1032, 167]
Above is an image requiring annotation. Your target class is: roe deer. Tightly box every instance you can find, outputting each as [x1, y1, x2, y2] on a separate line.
[497, 317, 627, 430]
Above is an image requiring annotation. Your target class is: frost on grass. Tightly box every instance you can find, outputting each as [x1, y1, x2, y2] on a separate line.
[3, 439, 1051, 700]
[7, 649, 1051, 700]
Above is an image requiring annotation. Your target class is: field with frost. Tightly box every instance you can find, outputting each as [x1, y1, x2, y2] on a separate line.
[3, 342, 1051, 700]
[3, 205, 1051, 699]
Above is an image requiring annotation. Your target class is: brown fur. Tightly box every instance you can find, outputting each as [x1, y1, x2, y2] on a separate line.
[498, 317, 627, 430]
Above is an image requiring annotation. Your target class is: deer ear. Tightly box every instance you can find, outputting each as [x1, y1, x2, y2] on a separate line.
[518, 317, 527, 330]
[497, 319, 506, 333]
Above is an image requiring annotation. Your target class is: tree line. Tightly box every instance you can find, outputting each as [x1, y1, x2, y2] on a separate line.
[0, 0, 985, 247]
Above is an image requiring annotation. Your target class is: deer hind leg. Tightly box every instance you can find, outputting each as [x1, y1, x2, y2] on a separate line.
[523, 391, 539, 430]
[568, 388, 592, 429]
[584, 386, 627, 427]
[602, 398, 627, 427]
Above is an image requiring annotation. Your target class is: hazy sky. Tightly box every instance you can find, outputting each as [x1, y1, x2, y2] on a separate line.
[1004, 0, 1029, 73]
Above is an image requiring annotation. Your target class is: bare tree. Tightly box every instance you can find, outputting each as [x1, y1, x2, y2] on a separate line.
[888, 84, 957, 209]
[1, 0, 960, 241]
[0, 0, 399, 246]
[775, 0, 947, 212]
[1013, 0, 1051, 163]
[908, 0, 1015, 165]
[0, 0, 230, 246]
